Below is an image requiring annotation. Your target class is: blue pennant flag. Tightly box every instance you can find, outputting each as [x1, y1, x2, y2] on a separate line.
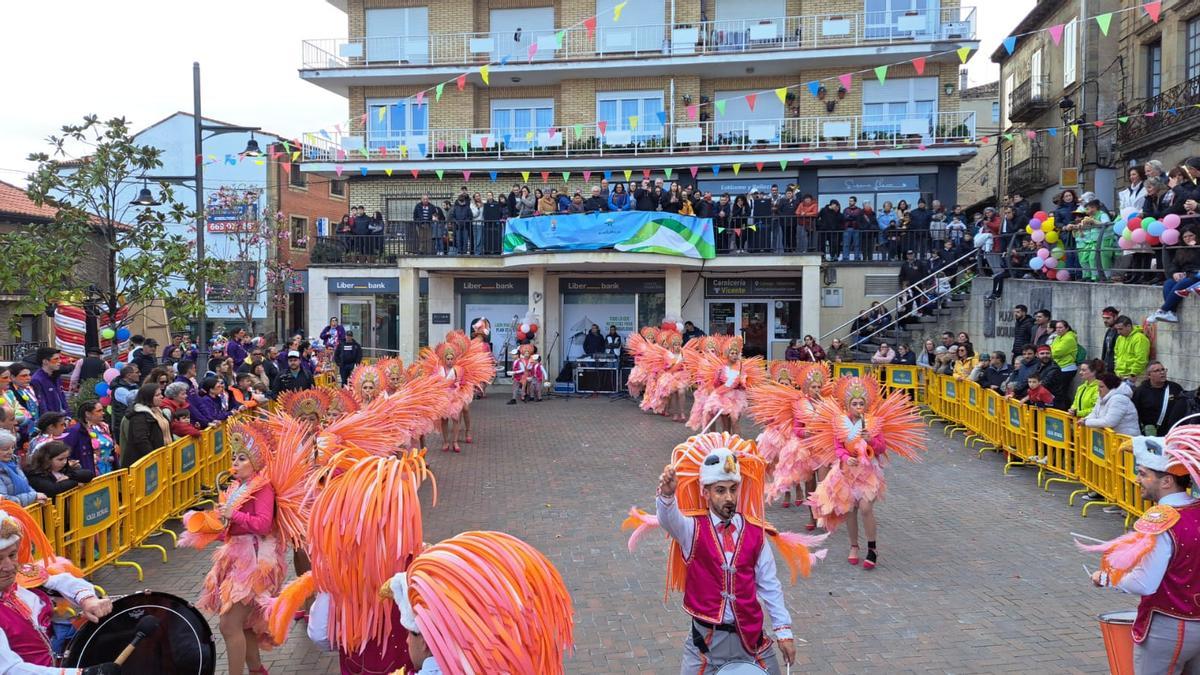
[489, 171, 498, 181]
[711, 165, 721, 176]
[224, 154, 236, 166]
[1168, 108, 1178, 115]
[418, 143, 427, 157]
[1002, 36, 1017, 55]
[503, 134, 512, 146]
[824, 155, 834, 161]
[500, 55, 510, 65]
[603, 170, 612, 182]
[319, 129, 330, 139]
[1047, 128, 1057, 137]
[360, 167, 368, 176]
[656, 111, 667, 125]
[807, 80, 821, 97]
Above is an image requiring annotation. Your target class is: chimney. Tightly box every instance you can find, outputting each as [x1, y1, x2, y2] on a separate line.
[959, 69, 968, 93]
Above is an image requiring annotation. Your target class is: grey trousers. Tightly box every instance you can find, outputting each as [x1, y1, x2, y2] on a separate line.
[680, 619, 781, 675]
[1135, 615, 1200, 675]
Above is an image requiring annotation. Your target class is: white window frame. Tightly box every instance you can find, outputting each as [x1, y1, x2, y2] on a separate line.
[714, 89, 786, 142]
[490, 98, 555, 149]
[1063, 18, 1078, 86]
[1004, 73, 1015, 129]
[364, 7, 429, 64]
[596, 90, 665, 143]
[1030, 48, 1043, 99]
[365, 98, 430, 151]
[862, 77, 939, 138]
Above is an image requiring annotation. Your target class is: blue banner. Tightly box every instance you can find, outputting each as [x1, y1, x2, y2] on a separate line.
[502, 211, 716, 259]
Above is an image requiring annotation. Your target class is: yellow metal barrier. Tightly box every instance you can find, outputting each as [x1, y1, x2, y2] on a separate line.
[24, 499, 61, 554]
[1110, 433, 1148, 526]
[833, 363, 868, 379]
[940, 377, 967, 436]
[1072, 426, 1117, 511]
[128, 446, 174, 562]
[169, 436, 205, 518]
[58, 472, 142, 580]
[958, 381, 989, 448]
[1036, 407, 1080, 490]
[979, 389, 1004, 454]
[1000, 397, 1033, 472]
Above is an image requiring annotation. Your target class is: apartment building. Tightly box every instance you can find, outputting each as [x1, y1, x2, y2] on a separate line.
[299, 0, 980, 368]
[956, 78, 999, 210]
[993, 0, 1121, 212]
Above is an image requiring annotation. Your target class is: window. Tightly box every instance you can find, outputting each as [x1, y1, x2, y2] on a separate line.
[1145, 40, 1162, 99]
[597, 0, 664, 53]
[491, 98, 554, 150]
[1063, 18, 1078, 86]
[1187, 19, 1200, 81]
[290, 216, 309, 250]
[864, 0, 938, 41]
[596, 91, 664, 143]
[1062, 132, 1077, 171]
[365, 7, 429, 64]
[862, 77, 938, 137]
[329, 179, 346, 199]
[366, 99, 429, 151]
[288, 163, 307, 189]
[1004, 73, 1015, 129]
[489, 8, 554, 62]
[991, 101, 1000, 124]
[713, 89, 785, 142]
[712, 0, 786, 48]
[1030, 48, 1043, 99]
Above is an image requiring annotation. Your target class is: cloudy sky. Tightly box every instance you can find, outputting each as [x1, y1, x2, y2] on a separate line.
[0, 1, 1032, 185]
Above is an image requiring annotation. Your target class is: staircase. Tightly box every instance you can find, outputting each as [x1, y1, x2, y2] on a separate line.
[851, 292, 969, 357]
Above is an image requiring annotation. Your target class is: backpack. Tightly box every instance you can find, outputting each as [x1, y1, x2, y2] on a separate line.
[1075, 343, 1087, 365]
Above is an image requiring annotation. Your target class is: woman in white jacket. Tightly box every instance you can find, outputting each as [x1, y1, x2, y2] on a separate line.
[1083, 373, 1140, 437]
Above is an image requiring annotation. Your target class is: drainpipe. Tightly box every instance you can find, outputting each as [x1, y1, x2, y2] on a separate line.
[670, 78, 676, 153]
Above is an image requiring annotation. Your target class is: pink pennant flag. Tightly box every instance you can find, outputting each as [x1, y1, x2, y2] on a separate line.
[686, 105, 698, 121]
[917, 144, 927, 151]
[689, 166, 699, 178]
[912, 57, 926, 75]
[548, 127, 558, 140]
[642, 169, 651, 180]
[745, 93, 757, 111]
[335, 165, 344, 176]
[583, 170, 592, 182]
[436, 140, 446, 152]
[359, 113, 367, 125]
[336, 149, 347, 161]
[481, 136, 490, 149]
[1048, 23, 1065, 46]
[838, 73, 853, 91]
[584, 16, 597, 37]
[872, 149, 882, 156]
[456, 74, 466, 91]
[1143, 1, 1162, 23]
[597, 120, 608, 135]
[379, 146, 387, 157]
[540, 171, 550, 183]
[416, 91, 425, 106]
[801, 157, 810, 165]
[755, 162, 764, 172]
[463, 170, 472, 182]
[527, 43, 539, 61]
[411, 169, 420, 179]
[280, 161, 291, 174]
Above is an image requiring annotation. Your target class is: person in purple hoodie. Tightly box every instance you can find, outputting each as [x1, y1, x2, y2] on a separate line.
[173, 360, 198, 395]
[225, 327, 249, 370]
[29, 348, 67, 418]
[187, 376, 231, 428]
[161, 334, 184, 362]
[319, 317, 345, 350]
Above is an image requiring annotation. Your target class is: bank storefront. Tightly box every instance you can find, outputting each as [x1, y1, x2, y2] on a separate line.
[457, 277, 529, 361]
[704, 277, 804, 359]
[559, 277, 664, 363]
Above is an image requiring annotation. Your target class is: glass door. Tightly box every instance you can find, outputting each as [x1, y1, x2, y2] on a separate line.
[707, 301, 737, 338]
[740, 302, 769, 358]
[339, 298, 374, 350]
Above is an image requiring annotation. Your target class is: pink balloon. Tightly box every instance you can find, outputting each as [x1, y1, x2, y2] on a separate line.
[103, 367, 120, 384]
[1131, 228, 1148, 244]
[1161, 228, 1181, 245]
[1163, 213, 1182, 229]
[1036, 248, 1050, 259]
[1044, 256, 1058, 268]
[1056, 270, 1070, 281]
[1118, 237, 1136, 250]
[1031, 229, 1046, 243]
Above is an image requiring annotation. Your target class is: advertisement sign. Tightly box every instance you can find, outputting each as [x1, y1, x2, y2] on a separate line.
[503, 212, 716, 259]
[705, 278, 803, 298]
[560, 277, 664, 294]
[562, 302, 636, 361]
[328, 277, 400, 294]
[464, 303, 528, 361]
[455, 278, 529, 294]
[206, 203, 259, 233]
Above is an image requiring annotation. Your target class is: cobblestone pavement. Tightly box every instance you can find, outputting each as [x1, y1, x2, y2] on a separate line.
[92, 389, 1133, 674]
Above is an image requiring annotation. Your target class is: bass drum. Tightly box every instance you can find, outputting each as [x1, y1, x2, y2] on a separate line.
[714, 663, 770, 674]
[60, 590, 216, 675]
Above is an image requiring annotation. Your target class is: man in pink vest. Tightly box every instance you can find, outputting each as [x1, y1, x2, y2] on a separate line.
[0, 507, 118, 674]
[657, 447, 796, 673]
[1088, 434, 1200, 672]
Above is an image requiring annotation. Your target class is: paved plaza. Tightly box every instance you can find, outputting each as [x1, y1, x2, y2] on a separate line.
[92, 390, 1133, 674]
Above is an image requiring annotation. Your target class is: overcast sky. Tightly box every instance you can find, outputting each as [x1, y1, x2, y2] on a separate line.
[0, 1, 1032, 185]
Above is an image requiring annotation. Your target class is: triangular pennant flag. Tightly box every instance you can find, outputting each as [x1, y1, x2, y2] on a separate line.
[319, 128, 330, 139]
[459, 138, 468, 153]
[435, 169, 444, 180]
[384, 168, 392, 176]
[628, 115, 639, 130]
[1146, 111, 1157, 117]
[664, 168, 673, 180]
[481, 136, 490, 149]
[980, 136, 990, 144]
[463, 170, 472, 182]
[335, 123, 343, 135]
[824, 155, 833, 161]
[435, 83, 445, 101]
[282, 141, 291, 153]
[336, 149, 346, 160]
[642, 169, 651, 180]
[779, 160, 788, 171]
[715, 100, 726, 116]
[613, 1, 627, 21]
[957, 47, 971, 63]
[774, 87, 788, 104]
[500, 55, 510, 65]
[555, 30, 565, 48]
[489, 171, 498, 181]
[745, 94, 757, 111]
[873, 65, 888, 84]
[359, 147, 370, 159]
[548, 127, 558, 140]
[1094, 120, 1105, 128]
[400, 145, 409, 158]
[711, 165, 721, 176]
[479, 64, 489, 85]
[1002, 36, 1017, 55]
[623, 169, 632, 181]
[801, 157, 810, 165]
[603, 171, 612, 182]
[584, 16, 597, 37]
[1025, 130, 1037, 139]
[1118, 116, 1129, 124]
[717, 227, 725, 234]
[291, 151, 300, 161]
[1096, 12, 1113, 36]
[689, 166, 699, 178]
[562, 172, 571, 182]
[1003, 133, 1014, 141]
[521, 171, 531, 182]
[527, 43, 538, 61]
[1048, 24, 1065, 46]
[456, 74, 466, 91]
[411, 169, 419, 178]
[916, 145, 926, 151]
[687, 105, 698, 121]
[807, 80, 820, 97]
[872, 149, 881, 156]
[911, 57, 926, 75]
[755, 162, 764, 172]
[598, 120, 608, 136]
[360, 167, 368, 176]
[656, 111, 667, 125]
[358, 113, 367, 126]
[1070, 123, 1080, 136]
[1047, 128, 1057, 137]
[848, 152, 858, 159]
[574, 123, 584, 139]
[502, 135, 511, 147]
[1143, 1, 1161, 23]
[839, 73, 853, 91]
[540, 171, 550, 183]
[418, 143, 427, 156]
[335, 165, 344, 176]
[280, 161, 291, 173]
[583, 170, 592, 182]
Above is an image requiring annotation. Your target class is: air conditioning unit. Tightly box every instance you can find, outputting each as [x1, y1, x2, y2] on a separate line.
[943, 22, 971, 39]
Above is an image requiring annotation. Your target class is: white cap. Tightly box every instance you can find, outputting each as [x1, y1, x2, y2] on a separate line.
[387, 573, 419, 633]
[699, 448, 741, 486]
[1133, 436, 1173, 473]
[288, 350, 301, 358]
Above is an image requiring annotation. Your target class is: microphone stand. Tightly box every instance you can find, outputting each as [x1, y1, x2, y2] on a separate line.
[544, 330, 567, 400]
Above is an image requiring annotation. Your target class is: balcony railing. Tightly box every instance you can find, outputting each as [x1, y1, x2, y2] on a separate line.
[1117, 73, 1200, 150]
[302, 111, 976, 163]
[0, 341, 46, 362]
[1007, 77, 1051, 123]
[301, 7, 976, 70]
[1005, 154, 1050, 196]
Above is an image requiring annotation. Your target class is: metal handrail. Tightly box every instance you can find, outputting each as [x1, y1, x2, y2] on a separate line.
[819, 247, 980, 343]
[838, 273, 975, 353]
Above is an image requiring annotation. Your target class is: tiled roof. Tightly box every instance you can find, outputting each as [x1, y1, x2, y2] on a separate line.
[0, 179, 59, 222]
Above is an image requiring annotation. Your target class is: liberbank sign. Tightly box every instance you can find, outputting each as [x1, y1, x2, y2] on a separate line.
[327, 277, 400, 293]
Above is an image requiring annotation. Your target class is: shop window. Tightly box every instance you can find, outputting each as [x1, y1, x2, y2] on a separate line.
[773, 300, 802, 340]
[329, 179, 346, 198]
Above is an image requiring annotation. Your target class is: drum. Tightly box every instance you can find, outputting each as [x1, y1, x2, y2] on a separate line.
[714, 662, 771, 674]
[1098, 610, 1137, 675]
[60, 590, 216, 675]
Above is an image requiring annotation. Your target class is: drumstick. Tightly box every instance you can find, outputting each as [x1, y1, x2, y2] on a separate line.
[114, 615, 160, 666]
[701, 410, 724, 434]
[1071, 532, 1107, 545]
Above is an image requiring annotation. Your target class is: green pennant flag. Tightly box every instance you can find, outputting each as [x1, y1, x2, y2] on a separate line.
[1118, 116, 1129, 124]
[459, 138, 468, 153]
[1003, 133, 1014, 141]
[555, 30, 565, 48]
[573, 123, 583, 139]
[1095, 12, 1113, 36]
[779, 160, 788, 171]
[435, 169, 444, 180]
[664, 167, 674, 179]
[435, 83, 445, 101]
[562, 171, 571, 182]
[715, 100, 726, 116]
[874, 65, 888, 84]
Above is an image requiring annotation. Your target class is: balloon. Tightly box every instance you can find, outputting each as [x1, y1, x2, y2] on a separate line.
[1041, 221, 1054, 232]
[1112, 222, 1125, 236]
[1056, 270, 1071, 281]
[516, 330, 527, 341]
[1025, 225, 1033, 234]
[1045, 231, 1060, 244]
[1131, 228, 1148, 244]
[1122, 229, 1134, 241]
[1034, 211, 1048, 221]
[100, 328, 115, 340]
[1161, 228, 1181, 245]
[1031, 230, 1045, 243]
[1141, 217, 1156, 230]
[94, 382, 108, 396]
[1147, 222, 1165, 237]
[1044, 256, 1058, 268]
[1128, 217, 1143, 230]
[103, 368, 120, 384]
[1052, 246, 1065, 258]
[529, 323, 538, 334]
[1029, 257, 1045, 271]
[99, 395, 111, 406]
[1119, 237, 1136, 250]
[116, 328, 130, 341]
[1164, 213, 1182, 229]
[1029, 218, 1042, 229]
[1036, 248, 1050, 259]
[519, 323, 530, 333]
[1147, 235, 1161, 246]
[1045, 268, 1057, 279]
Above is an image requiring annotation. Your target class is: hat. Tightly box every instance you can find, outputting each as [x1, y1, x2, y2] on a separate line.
[699, 448, 741, 486]
[934, 346, 948, 354]
[905, 249, 915, 255]
[1036, 344, 1052, 354]
[1082, 191, 1097, 203]
[1133, 436, 1191, 477]
[288, 350, 301, 358]
[388, 573, 419, 633]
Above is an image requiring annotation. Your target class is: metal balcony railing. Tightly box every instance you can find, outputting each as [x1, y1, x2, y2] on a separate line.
[1117, 73, 1200, 150]
[301, 7, 976, 70]
[1007, 77, 1051, 123]
[1005, 154, 1051, 196]
[0, 341, 46, 362]
[301, 111, 976, 163]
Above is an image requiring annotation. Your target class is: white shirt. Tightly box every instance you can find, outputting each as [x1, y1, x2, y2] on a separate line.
[654, 495, 793, 640]
[1112, 491, 1197, 596]
[0, 573, 98, 675]
[306, 592, 334, 652]
[416, 656, 443, 674]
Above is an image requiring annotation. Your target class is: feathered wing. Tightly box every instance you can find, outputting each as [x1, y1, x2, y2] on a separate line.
[864, 390, 927, 462]
[263, 413, 315, 550]
[455, 336, 497, 394]
[0, 501, 57, 565]
[1076, 532, 1158, 586]
[1165, 423, 1200, 485]
[315, 378, 448, 464]
[748, 381, 804, 430]
[689, 350, 724, 390]
[741, 357, 767, 390]
[798, 398, 852, 469]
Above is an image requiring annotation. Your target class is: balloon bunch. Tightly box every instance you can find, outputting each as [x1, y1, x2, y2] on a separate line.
[1024, 211, 1071, 281]
[1112, 212, 1183, 249]
[515, 310, 540, 342]
[660, 316, 684, 334]
[99, 327, 131, 341]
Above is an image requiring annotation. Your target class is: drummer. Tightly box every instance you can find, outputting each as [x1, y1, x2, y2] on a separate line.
[1088, 433, 1200, 673]
[0, 505, 119, 675]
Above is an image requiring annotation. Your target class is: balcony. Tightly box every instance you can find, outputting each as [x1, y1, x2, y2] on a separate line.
[1005, 154, 1051, 196]
[1117, 74, 1200, 155]
[300, 7, 976, 90]
[1007, 77, 1051, 124]
[300, 111, 976, 167]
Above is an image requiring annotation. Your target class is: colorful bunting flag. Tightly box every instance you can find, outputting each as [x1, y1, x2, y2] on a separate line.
[801, 157, 810, 165]
[1143, 1, 1162, 23]
[527, 43, 539, 61]
[541, 171, 550, 183]
[562, 171, 571, 182]
[337, 149, 346, 161]
[463, 170, 472, 182]
[613, 1, 627, 21]
[1048, 23, 1065, 46]
[1002, 36, 1017, 55]
[400, 146, 408, 158]
[917, 144, 926, 151]
[779, 160, 788, 171]
[574, 123, 584, 139]
[584, 16, 597, 37]
[689, 166, 699, 178]
[873, 65, 888, 84]
[335, 165, 344, 176]
[291, 151, 300, 161]
[521, 171, 531, 182]
[745, 94, 757, 111]
[711, 165, 721, 176]
[481, 136, 490, 149]
[1095, 12, 1113, 36]
[360, 167, 368, 176]
[548, 127, 558, 140]
[526, 131, 535, 141]
[715, 100, 726, 116]
[1025, 130, 1037, 139]
[500, 55, 510, 65]
[1070, 124, 1080, 136]
[1003, 133, 1014, 141]
[459, 139, 468, 153]
[628, 116, 639, 130]
[598, 120, 608, 135]
[411, 169, 420, 179]
[957, 47, 971, 63]
[623, 169, 632, 181]
[755, 162, 764, 172]
[807, 81, 820, 97]
[456, 74, 466, 91]
[435, 169, 444, 180]
[656, 111, 667, 125]
[774, 87, 788, 104]
[603, 171, 612, 182]
[359, 147, 369, 159]
[1093, 120, 1105, 127]
[911, 57, 926, 75]
[1047, 128, 1057, 137]
[435, 83, 445, 101]
[642, 169, 651, 180]
[480, 65, 490, 85]
[489, 171, 498, 181]
[1118, 116, 1129, 124]
[384, 168, 392, 176]
[583, 170, 592, 182]
[687, 105, 698, 121]
[664, 168, 673, 179]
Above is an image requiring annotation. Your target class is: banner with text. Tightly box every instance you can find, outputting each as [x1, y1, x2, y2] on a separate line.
[502, 212, 716, 259]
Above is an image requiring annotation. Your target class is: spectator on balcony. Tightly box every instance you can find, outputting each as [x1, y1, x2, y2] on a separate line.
[608, 183, 632, 212]
[633, 180, 655, 211]
[817, 198, 842, 261]
[875, 201, 897, 258]
[598, 178, 610, 204]
[412, 194, 438, 255]
[907, 199, 932, 257]
[352, 205, 373, 256]
[450, 192, 473, 255]
[506, 183, 521, 217]
[1167, 166, 1200, 217]
[1148, 225, 1200, 324]
[898, 249, 928, 290]
[567, 193, 586, 214]
[1145, 159, 1165, 180]
[730, 194, 750, 253]
[584, 186, 607, 213]
[468, 195, 484, 255]
[694, 191, 715, 219]
[840, 196, 863, 261]
[776, 187, 799, 253]
[1083, 373, 1140, 437]
[536, 188, 554, 215]
[748, 189, 773, 253]
[1120, 166, 1148, 214]
[555, 188, 571, 213]
[336, 213, 353, 256]
[516, 186, 536, 218]
[1066, 199, 1114, 282]
[678, 194, 695, 216]
[481, 192, 504, 255]
[795, 193, 818, 254]
[661, 186, 683, 214]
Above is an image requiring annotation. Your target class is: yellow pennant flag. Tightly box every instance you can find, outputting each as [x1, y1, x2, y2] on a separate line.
[623, 169, 633, 181]
[400, 145, 408, 158]
[774, 87, 788, 104]
[521, 171, 531, 182]
[377, 107, 387, 122]
[480, 64, 490, 85]
[385, 168, 393, 176]
[732, 163, 741, 175]
[291, 151, 300, 161]
[957, 47, 971, 63]
[628, 115, 639, 131]
[1070, 123, 1080, 137]
[613, 1, 627, 21]
[526, 130, 535, 140]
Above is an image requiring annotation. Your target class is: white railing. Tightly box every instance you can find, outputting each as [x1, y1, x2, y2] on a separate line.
[301, 111, 976, 162]
[301, 6, 976, 70]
